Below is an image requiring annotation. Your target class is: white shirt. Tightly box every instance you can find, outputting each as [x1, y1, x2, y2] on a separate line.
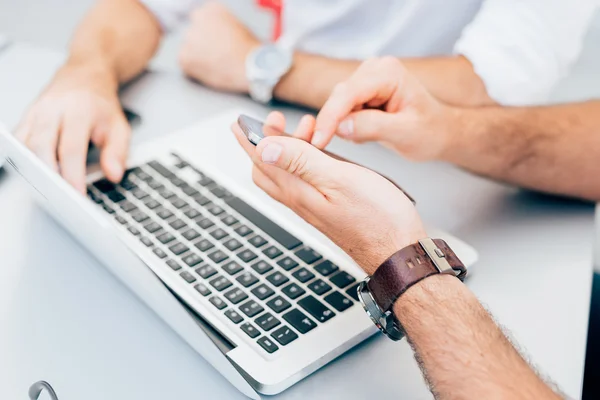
[140, 0, 598, 106]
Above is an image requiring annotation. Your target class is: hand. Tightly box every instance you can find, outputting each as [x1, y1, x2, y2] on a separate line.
[301, 57, 456, 162]
[16, 63, 130, 193]
[231, 112, 427, 274]
[179, 2, 260, 93]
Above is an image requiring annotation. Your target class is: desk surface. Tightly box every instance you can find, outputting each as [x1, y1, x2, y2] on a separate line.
[0, 43, 595, 400]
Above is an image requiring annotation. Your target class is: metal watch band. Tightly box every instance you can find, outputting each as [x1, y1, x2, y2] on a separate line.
[367, 238, 467, 312]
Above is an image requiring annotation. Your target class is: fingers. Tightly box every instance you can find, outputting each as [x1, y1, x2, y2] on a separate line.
[22, 109, 62, 172]
[292, 114, 316, 142]
[58, 110, 94, 193]
[98, 116, 130, 183]
[313, 57, 406, 148]
[335, 109, 397, 143]
[264, 111, 286, 134]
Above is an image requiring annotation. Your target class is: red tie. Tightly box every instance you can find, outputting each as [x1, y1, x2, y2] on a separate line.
[257, 0, 283, 41]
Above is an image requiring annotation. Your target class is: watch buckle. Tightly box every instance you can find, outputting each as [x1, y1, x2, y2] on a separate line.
[418, 238, 460, 277]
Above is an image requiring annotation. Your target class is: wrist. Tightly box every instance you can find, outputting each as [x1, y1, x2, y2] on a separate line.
[54, 57, 119, 94]
[437, 105, 468, 163]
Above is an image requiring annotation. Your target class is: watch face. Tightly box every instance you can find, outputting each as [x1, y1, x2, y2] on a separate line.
[252, 45, 291, 77]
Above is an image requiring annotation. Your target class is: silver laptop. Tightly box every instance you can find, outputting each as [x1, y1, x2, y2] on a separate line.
[0, 110, 478, 398]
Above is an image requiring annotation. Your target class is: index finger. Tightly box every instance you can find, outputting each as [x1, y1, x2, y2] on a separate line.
[312, 59, 402, 148]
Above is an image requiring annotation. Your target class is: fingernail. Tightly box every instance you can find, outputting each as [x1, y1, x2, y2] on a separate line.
[261, 143, 283, 164]
[338, 118, 354, 137]
[311, 130, 324, 145]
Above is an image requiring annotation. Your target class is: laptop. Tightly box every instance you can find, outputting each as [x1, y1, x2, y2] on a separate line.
[0, 110, 478, 397]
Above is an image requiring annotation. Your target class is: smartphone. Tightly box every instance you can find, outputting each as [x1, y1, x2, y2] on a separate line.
[237, 114, 416, 204]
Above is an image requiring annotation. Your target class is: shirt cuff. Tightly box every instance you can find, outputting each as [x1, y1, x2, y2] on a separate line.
[139, 0, 196, 32]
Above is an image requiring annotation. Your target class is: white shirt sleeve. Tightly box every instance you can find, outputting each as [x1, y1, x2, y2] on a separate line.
[454, 0, 599, 106]
[139, 0, 202, 31]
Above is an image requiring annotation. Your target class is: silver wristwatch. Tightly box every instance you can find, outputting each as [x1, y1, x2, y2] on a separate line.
[246, 44, 293, 104]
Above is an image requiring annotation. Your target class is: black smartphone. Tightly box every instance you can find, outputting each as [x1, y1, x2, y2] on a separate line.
[237, 114, 416, 204]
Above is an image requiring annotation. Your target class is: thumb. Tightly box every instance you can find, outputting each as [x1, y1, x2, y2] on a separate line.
[255, 135, 339, 188]
[336, 109, 399, 144]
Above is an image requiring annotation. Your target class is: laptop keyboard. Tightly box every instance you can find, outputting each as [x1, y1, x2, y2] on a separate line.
[87, 154, 361, 355]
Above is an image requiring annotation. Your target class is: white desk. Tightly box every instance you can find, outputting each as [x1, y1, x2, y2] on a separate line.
[0, 43, 595, 400]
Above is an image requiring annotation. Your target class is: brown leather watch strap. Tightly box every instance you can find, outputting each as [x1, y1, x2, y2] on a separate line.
[367, 239, 466, 312]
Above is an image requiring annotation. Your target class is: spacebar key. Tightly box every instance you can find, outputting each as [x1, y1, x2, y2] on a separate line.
[225, 197, 302, 250]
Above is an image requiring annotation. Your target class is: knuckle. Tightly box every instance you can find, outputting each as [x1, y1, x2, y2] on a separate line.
[287, 150, 309, 178]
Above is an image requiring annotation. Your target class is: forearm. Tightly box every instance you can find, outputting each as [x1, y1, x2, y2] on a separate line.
[274, 54, 492, 109]
[65, 0, 162, 84]
[442, 101, 600, 201]
[394, 274, 559, 400]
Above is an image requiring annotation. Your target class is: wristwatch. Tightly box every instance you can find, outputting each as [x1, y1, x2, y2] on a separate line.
[358, 238, 467, 341]
[246, 44, 293, 104]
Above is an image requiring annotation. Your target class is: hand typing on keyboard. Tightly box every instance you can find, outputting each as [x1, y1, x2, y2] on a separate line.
[231, 112, 426, 275]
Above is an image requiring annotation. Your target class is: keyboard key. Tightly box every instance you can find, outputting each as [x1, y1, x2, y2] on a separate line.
[314, 260, 339, 276]
[240, 300, 264, 318]
[209, 296, 227, 310]
[132, 211, 149, 223]
[120, 201, 137, 212]
[294, 247, 322, 264]
[167, 259, 181, 271]
[345, 283, 360, 301]
[158, 188, 175, 199]
[211, 186, 231, 199]
[146, 178, 163, 190]
[251, 284, 275, 300]
[308, 279, 332, 296]
[195, 239, 215, 252]
[330, 271, 357, 289]
[221, 215, 238, 226]
[255, 312, 281, 331]
[266, 272, 289, 287]
[181, 185, 199, 197]
[223, 238, 242, 251]
[237, 249, 258, 263]
[182, 228, 201, 241]
[144, 221, 162, 233]
[236, 272, 259, 287]
[120, 175, 137, 191]
[248, 235, 267, 248]
[251, 260, 273, 275]
[210, 228, 228, 240]
[224, 288, 248, 304]
[131, 168, 151, 181]
[263, 246, 283, 259]
[195, 265, 217, 279]
[140, 236, 153, 247]
[128, 226, 141, 236]
[197, 218, 215, 230]
[194, 283, 211, 296]
[180, 271, 196, 284]
[184, 208, 202, 220]
[131, 188, 148, 200]
[156, 208, 174, 220]
[277, 257, 298, 271]
[168, 242, 189, 255]
[234, 225, 253, 237]
[271, 326, 298, 346]
[115, 215, 127, 225]
[87, 188, 103, 203]
[153, 247, 167, 259]
[102, 204, 115, 214]
[193, 194, 211, 206]
[174, 160, 189, 169]
[94, 178, 115, 193]
[292, 268, 315, 283]
[324, 292, 354, 312]
[171, 198, 188, 209]
[222, 261, 243, 275]
[207, 205, 224, 216]
[225, 197, 303, 250]
[267, 296, 291, 313]
[148, 160, 174, 178]
[182, 253, 203, 267]
[198, 176, 215, 186]
[225, 309, 244, 324]
[169, 177, 186, 187]
[144, 198, 160, 209]
[209, 275, 233, 291]
[107, 191, 126, 203]
[257, 337, 279, 353]
[240, 322, 260, 338]
[157, 232, 175, 244]
[281, 283, 306, 300]
[169, 218, 187, 230]
[298, 295, 335, 323]
[208, 250, 228, 264]
[282, 309, 317, 334]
